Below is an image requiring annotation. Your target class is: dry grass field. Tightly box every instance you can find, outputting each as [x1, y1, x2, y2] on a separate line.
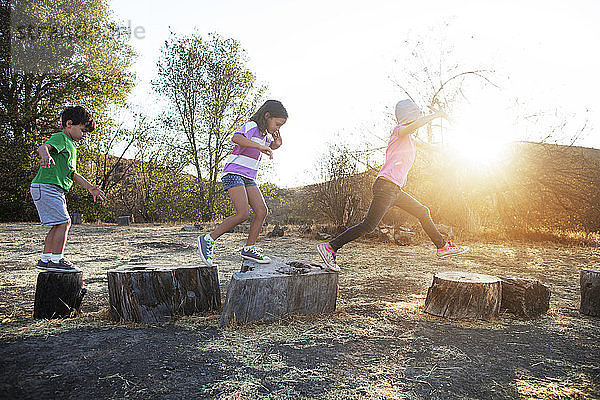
[1, 223, 599, 399]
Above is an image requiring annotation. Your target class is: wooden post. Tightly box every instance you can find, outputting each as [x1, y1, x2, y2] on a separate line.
[33, 271, 86, 319]
[71, 213, 82, 225]
[220, 257, 338, 326]
[107, 264, 220, 324]
[580, 269, 600, 317]
[424, 271, 501, 319]
[500, 277, 550, 318]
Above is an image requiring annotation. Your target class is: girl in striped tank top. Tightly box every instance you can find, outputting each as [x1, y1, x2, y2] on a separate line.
[197, 100, 287, 266]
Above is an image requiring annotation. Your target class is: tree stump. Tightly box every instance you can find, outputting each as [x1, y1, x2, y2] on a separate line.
[500, 277, 550, 318]
[117, 216, 131, 226]
[266, 224, 284, 238]
[107, 264, 220, 324]
[232, 223, 250, 233]
[220, 257, 338, 326]
[33, 271, 86, 319]
[393, 230, 415, 246]
[71, 213, 82, 225]
[424, 271, 501, 319]
[580, 269, 600, 317]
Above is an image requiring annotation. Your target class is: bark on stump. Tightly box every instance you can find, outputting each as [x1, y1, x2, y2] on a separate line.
[424, 271, 501, 319]
[220, 257, 338, 326]
[34, 271, 86, 319]
[580, 269, 600, 317]
[500, 277, 550, 318]
[107, 264, 220, 324]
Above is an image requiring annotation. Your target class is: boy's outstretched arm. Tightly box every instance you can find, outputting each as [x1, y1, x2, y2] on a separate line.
[396, 110, 449, 137]
[38, 143, 55, 168]
[72, 172, 107, 202]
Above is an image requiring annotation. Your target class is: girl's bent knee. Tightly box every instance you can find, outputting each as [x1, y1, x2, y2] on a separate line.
[254, 208, 268, 221]
[362, 220, 379, 233]
[236, 213, 250, 223]
[417, 206, 431, 221]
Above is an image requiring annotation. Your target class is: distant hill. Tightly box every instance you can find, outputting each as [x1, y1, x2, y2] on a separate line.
[277, 140, 600, 233]
[58, 140, 600, 233]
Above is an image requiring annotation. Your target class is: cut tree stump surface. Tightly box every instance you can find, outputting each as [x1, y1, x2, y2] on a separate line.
[107, 264, 220, 324]
[500, 277, 550, 319]
[220, 257, 338, 326]
[34, 271, 86, 319]
[424, 271, 501, 320]
[580, 269, 600, 317]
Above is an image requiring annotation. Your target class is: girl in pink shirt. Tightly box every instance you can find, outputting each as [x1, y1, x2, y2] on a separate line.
[317, 99, 469, 271]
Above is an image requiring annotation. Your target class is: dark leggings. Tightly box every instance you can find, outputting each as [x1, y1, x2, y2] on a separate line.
[329, 177, 446, 251]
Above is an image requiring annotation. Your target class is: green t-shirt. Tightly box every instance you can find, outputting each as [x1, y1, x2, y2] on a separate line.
[32, 132, 77, 191]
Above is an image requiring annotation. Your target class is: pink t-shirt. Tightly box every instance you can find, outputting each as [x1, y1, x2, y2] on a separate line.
[376, 125, 416, 188]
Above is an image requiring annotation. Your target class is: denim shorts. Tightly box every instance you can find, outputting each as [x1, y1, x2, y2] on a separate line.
[30, 183, 70, 226]
[221, 173, 257, 191]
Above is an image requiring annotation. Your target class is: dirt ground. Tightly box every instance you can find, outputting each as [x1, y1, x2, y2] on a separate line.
[0, 223, 599, 400]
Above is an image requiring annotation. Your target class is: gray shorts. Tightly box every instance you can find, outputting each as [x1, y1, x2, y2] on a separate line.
[221, 173, 257, 191]
[30, 183, 70, 226]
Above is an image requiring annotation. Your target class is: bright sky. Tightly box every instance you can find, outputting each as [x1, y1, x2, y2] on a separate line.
[109, 0, 600, 187]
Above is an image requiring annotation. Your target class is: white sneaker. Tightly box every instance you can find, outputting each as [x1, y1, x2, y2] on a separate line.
[241, 245, 271, 264]
[317, 243, 340, 272]
[436, 241, 469, 259]
[197, 234, 215, 267]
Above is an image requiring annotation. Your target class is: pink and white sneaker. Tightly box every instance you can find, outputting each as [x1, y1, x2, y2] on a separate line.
[436, 241, 470, 258]
[317, 243, 340, 272]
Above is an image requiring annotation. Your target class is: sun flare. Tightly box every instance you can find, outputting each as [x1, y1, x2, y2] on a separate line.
[446, 134, 508, 166]
[443, 97, 514, 167]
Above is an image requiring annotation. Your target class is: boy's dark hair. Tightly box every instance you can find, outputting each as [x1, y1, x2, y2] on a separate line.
[250, 100, 288, 133]
[61, 106, 95, 132]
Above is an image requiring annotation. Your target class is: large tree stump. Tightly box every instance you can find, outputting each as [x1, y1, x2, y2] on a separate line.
[424, 271, 501, 319]
[580, 269, 600, 317]
[220, 257, 338, 326]
[107, 264, 220, 324]
[500, 277, 550, 318]
[117, 216, 131, 226]
[34, 271, 86, 319]
[71, 213, 82, 225]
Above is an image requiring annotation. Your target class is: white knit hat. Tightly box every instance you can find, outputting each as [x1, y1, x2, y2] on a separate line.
[395, 99, 422, 125]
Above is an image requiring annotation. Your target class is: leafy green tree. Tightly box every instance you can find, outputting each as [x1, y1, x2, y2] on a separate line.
[0, 0, 134, 221]
[66, 112, 153, 222]
[154, 31, 265, 220]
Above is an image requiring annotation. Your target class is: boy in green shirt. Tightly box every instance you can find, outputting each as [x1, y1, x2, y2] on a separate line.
[31, 106, 106, 272]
